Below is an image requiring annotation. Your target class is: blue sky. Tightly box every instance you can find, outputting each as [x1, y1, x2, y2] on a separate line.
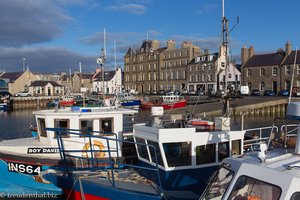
[1, 0, 300, 73]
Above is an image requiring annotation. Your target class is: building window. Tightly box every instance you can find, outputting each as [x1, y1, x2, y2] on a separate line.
[260, 68, 265, 76]
[260, 81, 265, 91]
[190, 75, 194, 82]
[272, 67, 278, 76]
[247, 69, 251, 77]
[228, 73, 232, 79]
[285, 65, 291, 75]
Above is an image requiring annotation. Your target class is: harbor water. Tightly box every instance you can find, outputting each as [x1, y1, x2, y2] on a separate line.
[0, 108, 286, 197]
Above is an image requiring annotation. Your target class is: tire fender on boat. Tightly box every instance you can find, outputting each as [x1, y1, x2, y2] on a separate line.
[82, 140, 105, 158]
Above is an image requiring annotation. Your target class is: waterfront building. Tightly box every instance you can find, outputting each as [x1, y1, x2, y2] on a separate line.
[92, 67, 122, 94]
[72, 72, 94, 93]
[28, 80, 64, 96]
[124, 39, 201, 93]
[0, 70, 37, 95]
[241, 41, 300, 93]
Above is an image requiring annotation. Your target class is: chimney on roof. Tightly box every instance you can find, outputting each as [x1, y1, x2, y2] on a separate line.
[167, 39, 176, 50]
[285, 41, 292, 55]
[182, 41, 193, 48]
[241, 46, 254, 64]
[151, 40, 160, 50]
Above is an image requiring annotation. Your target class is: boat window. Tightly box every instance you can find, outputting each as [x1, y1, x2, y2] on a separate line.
[232, 140, 241, 156]
[80, 119, 93, 136]
[228, 175, 281, 200]
[135, 137, 149, 160]
[54, 119, 70, 138]
[196, 144, 216, 165]
[38, 118, 47, 137]
[163, 142, 191, 167]
[291, 192, 300, 200]
[100, 118, 113, 133]
[201, 164, 234, 200]
[147, 140, 163, 166]
[218, 141, 230, 162]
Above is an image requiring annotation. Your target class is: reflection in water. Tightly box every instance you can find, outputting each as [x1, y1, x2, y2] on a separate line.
[0, 109, 288, 140]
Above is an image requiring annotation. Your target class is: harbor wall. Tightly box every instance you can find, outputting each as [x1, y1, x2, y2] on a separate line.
[10, 97, 56, 110]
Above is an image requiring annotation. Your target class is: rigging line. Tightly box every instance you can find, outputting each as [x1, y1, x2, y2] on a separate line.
[288, 47, 298, 105]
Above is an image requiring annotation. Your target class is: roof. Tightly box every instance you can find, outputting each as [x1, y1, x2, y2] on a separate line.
[243, 52, 286, 67]
[79, 73, 93, 79]
[124, 47, 135, 57]
[282, 50, 300, 65]
[0, 72, 23, 83]
[30, 80, 62, 87]
[94, 70, 116, 82]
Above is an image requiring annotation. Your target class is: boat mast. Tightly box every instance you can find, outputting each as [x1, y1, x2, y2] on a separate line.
[221, 0, 230, 117]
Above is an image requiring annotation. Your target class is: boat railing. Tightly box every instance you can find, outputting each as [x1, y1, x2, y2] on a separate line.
[243, 126, 279, 152]
[45, 127, 164, 196]
[243, 124, 299, 151]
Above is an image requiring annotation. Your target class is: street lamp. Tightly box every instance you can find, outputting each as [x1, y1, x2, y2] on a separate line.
[22, 57, 26, 72]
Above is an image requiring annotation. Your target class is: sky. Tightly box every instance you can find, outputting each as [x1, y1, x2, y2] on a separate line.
[1, 0, 300, 73]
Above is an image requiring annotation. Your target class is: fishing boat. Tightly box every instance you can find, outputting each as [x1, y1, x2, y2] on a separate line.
[200, 102, 300, 200]
[141, 94, 186, 110]
[42, 106, 249, 200]
[0, 104, 138, 196]
[59, 95, 75, 107]
[117, 92, 141, 109]
[0, 91, 11, 111]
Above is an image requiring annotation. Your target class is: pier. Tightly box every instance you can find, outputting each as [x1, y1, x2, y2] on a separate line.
[10, 96, 57, 110]
[170, 96, 293, 117]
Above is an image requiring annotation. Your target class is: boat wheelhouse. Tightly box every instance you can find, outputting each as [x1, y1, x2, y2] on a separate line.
[132, 107, 245, 198]
[0, 105, 138, 196]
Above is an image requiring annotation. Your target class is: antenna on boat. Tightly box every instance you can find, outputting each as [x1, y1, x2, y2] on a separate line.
[288, 47, 298, 104]
[220, 0, 239, 117]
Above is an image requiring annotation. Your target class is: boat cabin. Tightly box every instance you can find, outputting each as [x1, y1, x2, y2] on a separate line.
[133, 121, 245, 170]
[161, 95, 184, 103]
[33, 106, 137, 157]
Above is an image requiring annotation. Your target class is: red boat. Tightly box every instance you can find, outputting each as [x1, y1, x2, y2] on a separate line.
[59, 96, 75, 107]
[188, 118, 215, 131]
[141, 95, 186, 110]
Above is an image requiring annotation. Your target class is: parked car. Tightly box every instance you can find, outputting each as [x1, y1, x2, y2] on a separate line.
[14, 91, 31, 97]
[173, 90, 181, 95]
[251, 89, 260, 96]
[188, 90, 197, 95]
[157, 90, 166, 95]
[264, 90, 276, 96]
[278, 89, 289, 96]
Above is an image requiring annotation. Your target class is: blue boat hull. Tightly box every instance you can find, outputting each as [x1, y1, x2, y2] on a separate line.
[121, 100, 141, 107]
[137, 161, 218, 199]
[45, 173, 163, 200]
[0, 103, 8, 111]
[0, 161, 62, 196]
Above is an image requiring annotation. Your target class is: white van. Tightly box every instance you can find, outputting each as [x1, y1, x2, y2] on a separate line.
[240, 86, 250, 95]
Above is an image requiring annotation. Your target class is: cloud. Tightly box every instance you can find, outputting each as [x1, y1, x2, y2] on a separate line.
[196, 3, 219, 15]
[0, 46, 100, 73]
[104, 3, 147, 15]
[0, 0, 73, 47]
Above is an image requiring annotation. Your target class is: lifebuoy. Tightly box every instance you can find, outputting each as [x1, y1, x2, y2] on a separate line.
[293, 87, 298, 93]
[82, 140, 105, 158]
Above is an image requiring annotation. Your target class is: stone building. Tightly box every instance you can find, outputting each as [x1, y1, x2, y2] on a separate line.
[0, 70, 37, 95]
[241, 41, 297, 93]
[28, 80, 64, 96]
[124, 39, 201, 93]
